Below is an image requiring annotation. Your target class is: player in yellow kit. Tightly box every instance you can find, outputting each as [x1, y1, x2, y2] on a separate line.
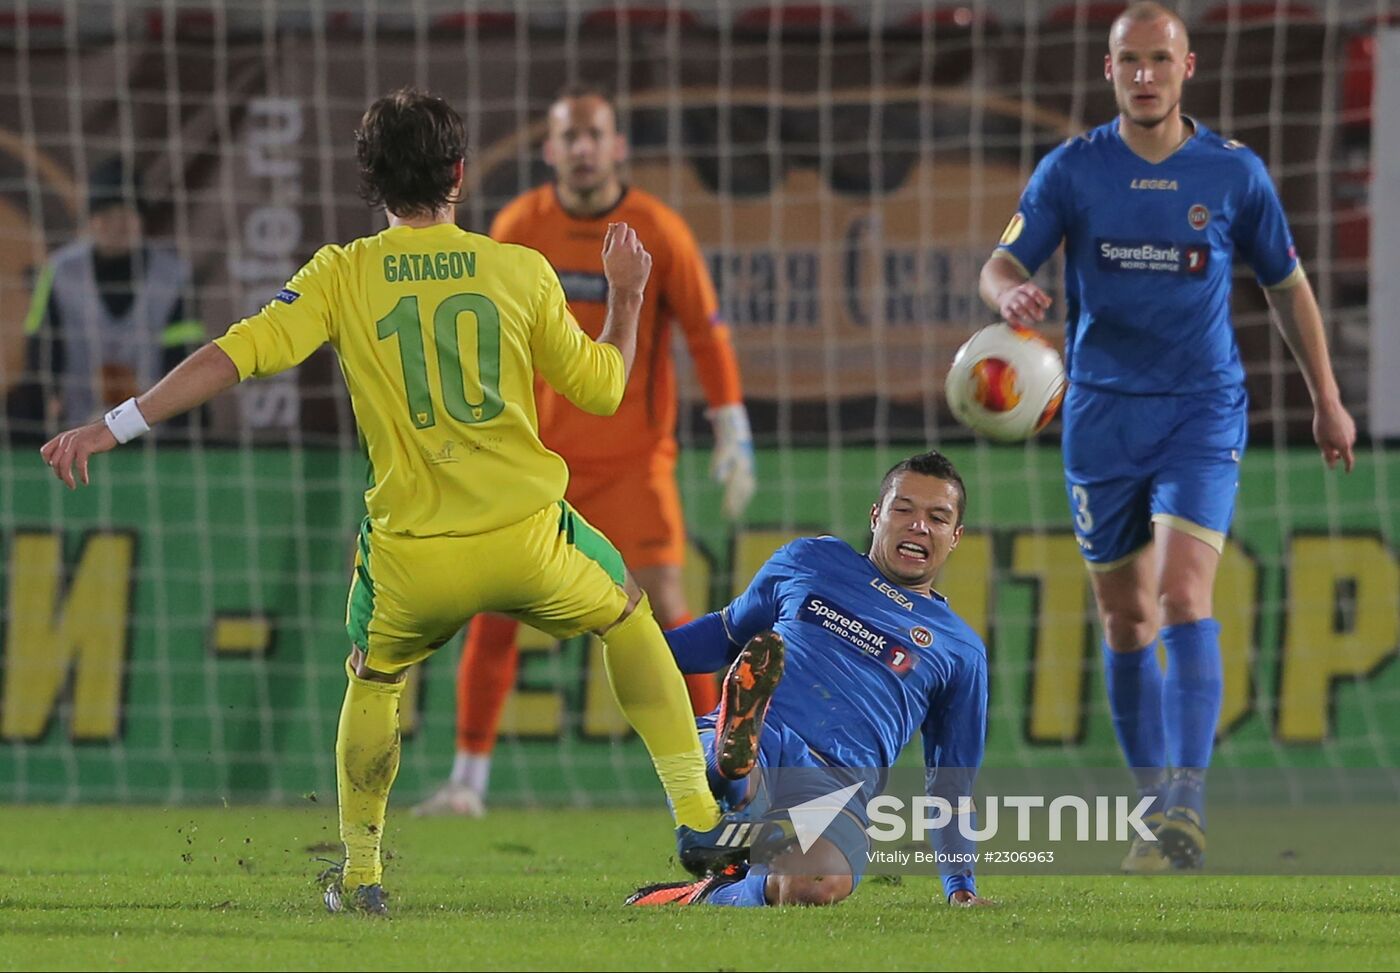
[39, 88, 736, 917]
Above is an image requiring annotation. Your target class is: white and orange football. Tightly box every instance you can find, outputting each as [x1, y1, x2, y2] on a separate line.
[946, 323, 1066, 442]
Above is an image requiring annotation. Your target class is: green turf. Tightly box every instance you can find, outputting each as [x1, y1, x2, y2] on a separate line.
[1, 805, 1397, 971]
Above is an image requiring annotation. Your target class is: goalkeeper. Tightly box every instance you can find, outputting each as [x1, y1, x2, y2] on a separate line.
[626, 452, 991, 908]
[40, 87, 743, 917]
[416, 84, 754, 818]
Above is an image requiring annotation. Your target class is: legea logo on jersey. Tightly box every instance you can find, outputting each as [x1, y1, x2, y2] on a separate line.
[1096, 239, 1209, 275]
[869, 577, 915, 610]
[800, 594, 915, 673]
[1129, 178, 1178, 191]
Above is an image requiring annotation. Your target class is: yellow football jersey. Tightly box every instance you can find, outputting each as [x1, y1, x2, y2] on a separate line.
[213, 222, 625, 537]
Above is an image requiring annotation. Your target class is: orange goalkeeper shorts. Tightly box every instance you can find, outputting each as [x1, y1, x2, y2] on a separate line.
[564, 454, 686, 569]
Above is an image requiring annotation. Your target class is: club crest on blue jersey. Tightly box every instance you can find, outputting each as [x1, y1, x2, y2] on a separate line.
[910, 626, 934, 648]
[998, 119, 1297, 395]
[799, 593, 916, 675]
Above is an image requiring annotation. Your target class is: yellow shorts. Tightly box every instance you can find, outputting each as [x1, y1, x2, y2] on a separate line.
[345, 500, 629, 673]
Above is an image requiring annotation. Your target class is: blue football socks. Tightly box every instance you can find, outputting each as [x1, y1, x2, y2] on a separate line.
[1103, 641, 1168, 808]
[1161, 619, 1222, 826]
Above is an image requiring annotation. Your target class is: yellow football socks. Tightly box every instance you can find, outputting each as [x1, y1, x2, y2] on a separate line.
[601, 594, 722, 832]
[335, 658, 406, 889]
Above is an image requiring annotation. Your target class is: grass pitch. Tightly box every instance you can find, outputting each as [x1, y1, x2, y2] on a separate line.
[1, 805, 1397, 971]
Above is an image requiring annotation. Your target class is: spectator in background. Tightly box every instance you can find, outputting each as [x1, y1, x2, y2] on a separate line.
[7, 156, 203, 440]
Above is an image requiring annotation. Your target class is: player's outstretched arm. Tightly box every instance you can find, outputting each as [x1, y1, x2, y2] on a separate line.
[664, 613, 743, 674]
[595, 221, 652, 378]
[40, 342, 240, 489]
[923, 646, 989, 906]
[656, 208, 756, 520]
[978, 251, 1052, 329]
[1263, 277, 1357, 472]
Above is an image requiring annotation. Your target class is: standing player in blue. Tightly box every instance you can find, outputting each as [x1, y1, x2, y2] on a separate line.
[979, 2, 1356, 871]
[625, 451, 991, 908]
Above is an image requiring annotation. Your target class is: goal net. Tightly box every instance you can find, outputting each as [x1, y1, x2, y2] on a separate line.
[0, 0, 1394, 806]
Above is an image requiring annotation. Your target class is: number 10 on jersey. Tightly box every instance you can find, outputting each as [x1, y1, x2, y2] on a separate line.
[376, 292, 504, 428]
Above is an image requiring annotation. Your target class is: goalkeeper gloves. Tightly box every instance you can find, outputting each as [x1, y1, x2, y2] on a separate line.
[708, 403, 755, 521]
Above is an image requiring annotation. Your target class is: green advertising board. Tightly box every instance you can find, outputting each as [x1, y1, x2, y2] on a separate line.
[1, 445, 1396, 804]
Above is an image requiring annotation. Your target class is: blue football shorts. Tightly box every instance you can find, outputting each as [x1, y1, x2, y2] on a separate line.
[697, 720, 877, 886]
[1061, 383, 1248, 569]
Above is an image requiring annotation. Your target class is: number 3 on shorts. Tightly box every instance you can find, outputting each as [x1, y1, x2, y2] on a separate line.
[1071, 484, 1094, 533]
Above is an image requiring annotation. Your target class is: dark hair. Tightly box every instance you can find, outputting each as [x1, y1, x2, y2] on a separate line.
[876, 451, 967, 525]
[355, 88, 466, 219]
[88, 156, 145, 215]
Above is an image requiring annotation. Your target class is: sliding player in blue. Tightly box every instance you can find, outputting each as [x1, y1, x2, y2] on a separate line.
[978, 3, 1356, 871]
[625, 451, 991, 908]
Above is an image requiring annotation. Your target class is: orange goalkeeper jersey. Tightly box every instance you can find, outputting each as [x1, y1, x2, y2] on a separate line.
[490, 185, 743, 467]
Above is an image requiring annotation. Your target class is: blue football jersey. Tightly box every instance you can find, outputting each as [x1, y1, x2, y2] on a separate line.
[998, 119, 1301, 395]
[720, 536, 987, 773]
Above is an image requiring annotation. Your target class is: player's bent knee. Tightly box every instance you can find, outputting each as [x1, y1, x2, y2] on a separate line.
[1099, 610, 1157, 652]
[595, 574, 647, 636]
[348, 647, 408, 684]
[765, 835, 855, 906]
[1158, 588, 1211, 626]
[769, 872, 853, 907]
[1091, 581, 1157, 650]
[1158, 573, 1213, 625]
[622, 572, 645, 613]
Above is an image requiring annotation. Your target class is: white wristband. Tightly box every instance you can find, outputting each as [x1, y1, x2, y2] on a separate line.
[103, 397, 151, 444]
